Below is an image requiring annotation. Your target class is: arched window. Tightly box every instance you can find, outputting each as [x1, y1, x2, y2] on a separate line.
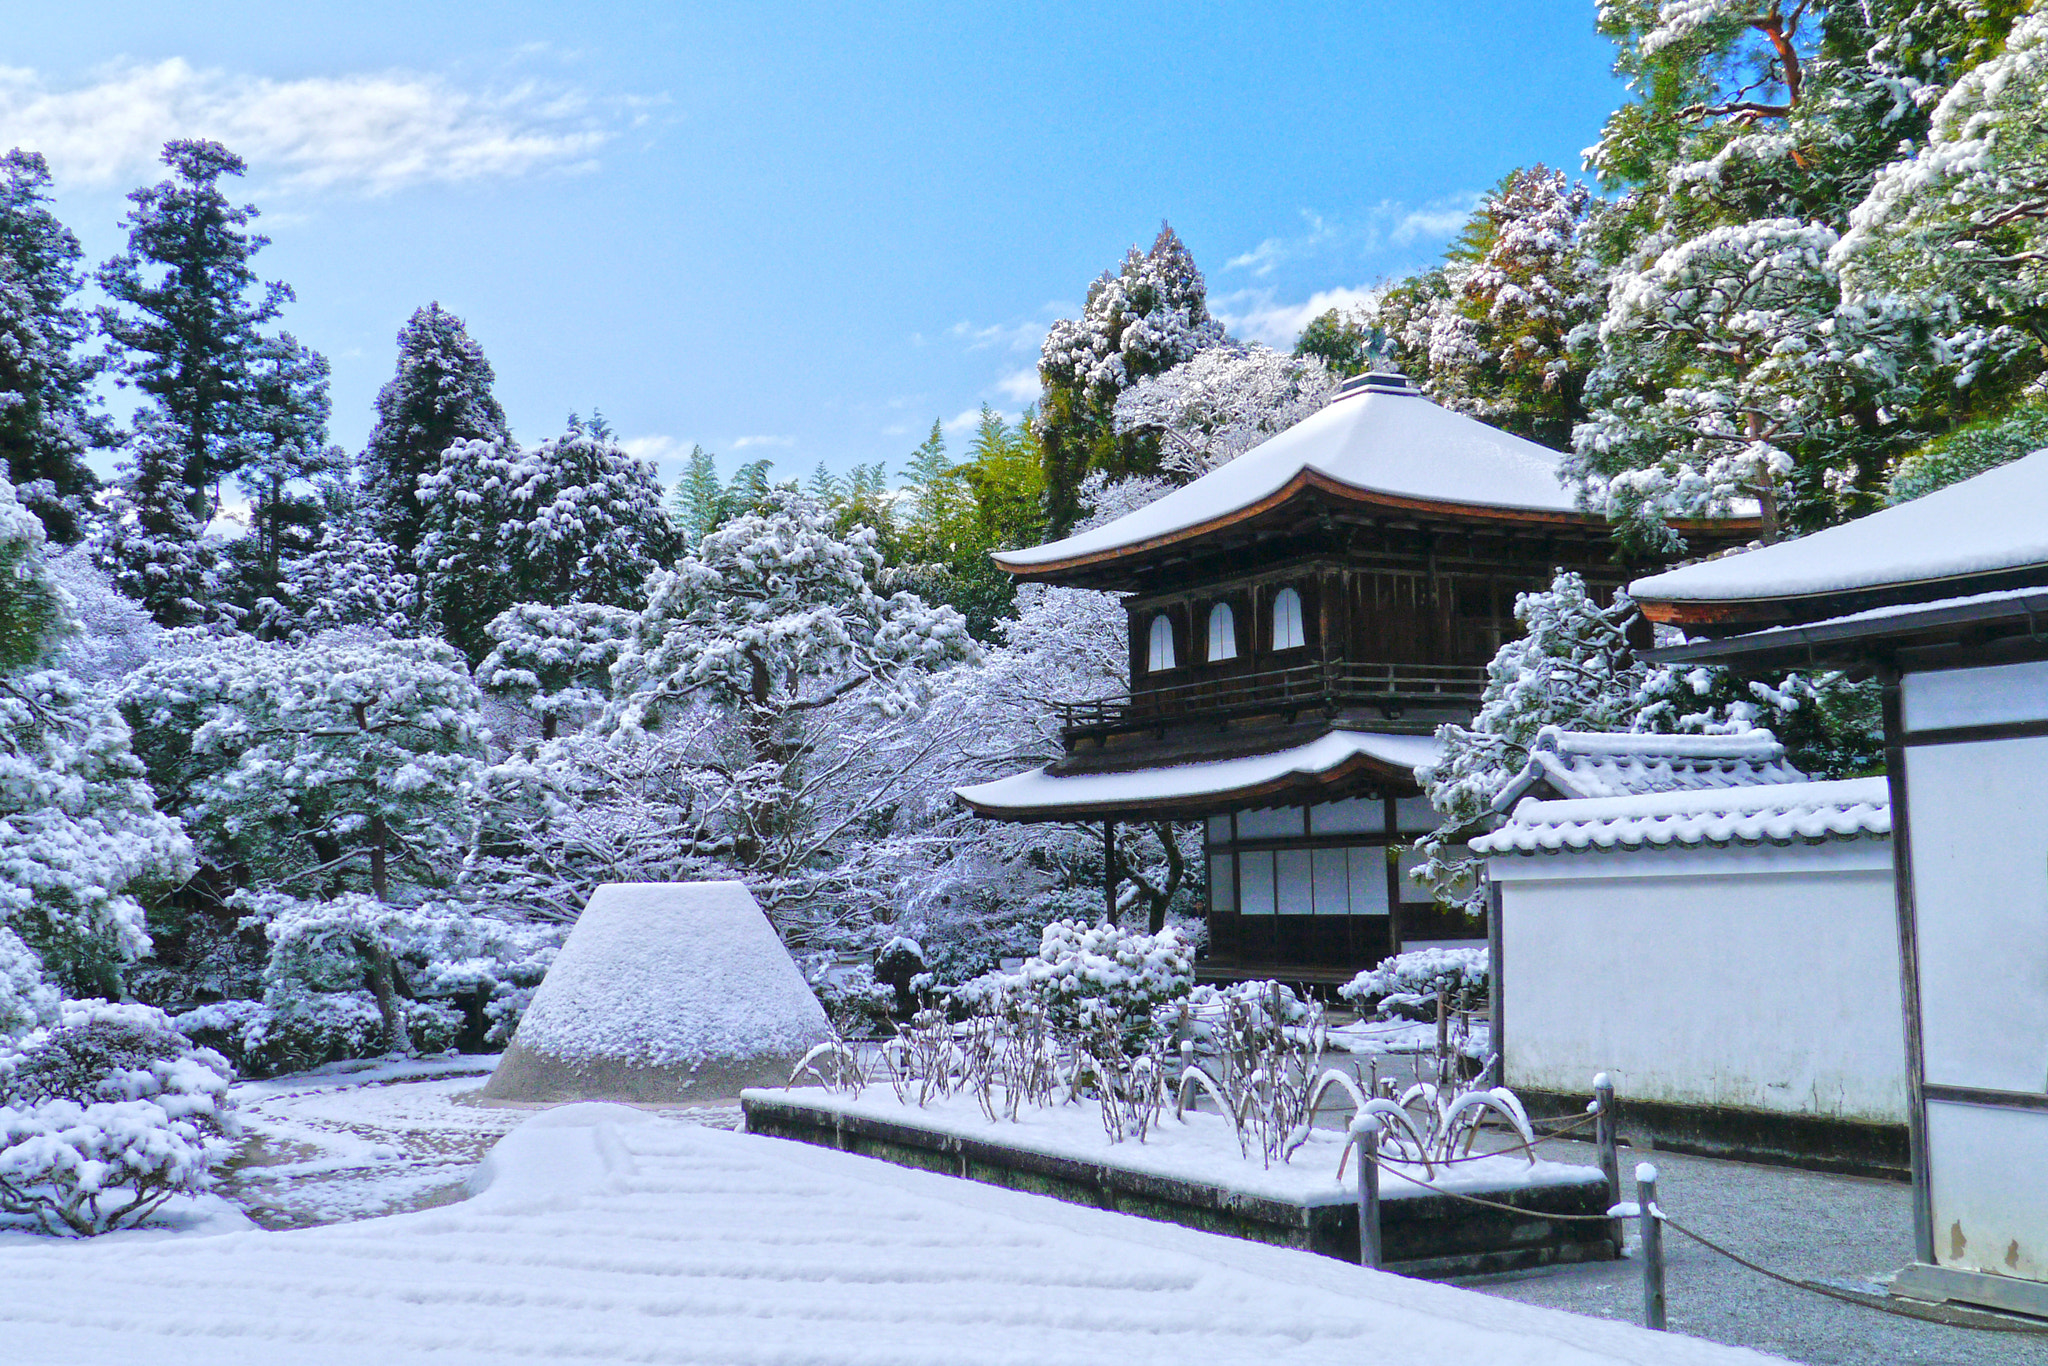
[1207, 602, 1237, 662]
[1147, 613, 1177, 671]
[1271, 586, 1306, 651]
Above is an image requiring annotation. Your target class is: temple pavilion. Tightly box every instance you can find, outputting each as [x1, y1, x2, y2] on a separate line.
[955, 371, 1750, 982]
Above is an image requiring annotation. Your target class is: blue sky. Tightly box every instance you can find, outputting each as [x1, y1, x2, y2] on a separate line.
[4, 2, 1627, 488]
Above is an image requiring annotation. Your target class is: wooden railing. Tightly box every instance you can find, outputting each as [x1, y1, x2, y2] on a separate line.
[1056, 660, 1488, 737]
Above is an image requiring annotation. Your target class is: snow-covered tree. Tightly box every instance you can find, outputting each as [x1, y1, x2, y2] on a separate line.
[524, 491, 979, 940]
[90, 414, 220, 628]
[1887, 396, 2048, 503]
[1038, 224, 1229, 532]
[97, 141, 319, 624]
[223, 335, 341, 625]
[267, 503, 421, 641]
[359, 302, 509, 564]
[0, 475, 192, 1007]
[1570, 217, 1851, 547]
[1113, 344, 1333, 478]
[476, 601, 636, 740]
[1361, 168, 1602, 449]
[0, 999, 237, 1234]
[1835, 6, 2048, 397]
[121, 633, 484, 907]
[417, 415, 677, 660]
[0, 149, 108, 545]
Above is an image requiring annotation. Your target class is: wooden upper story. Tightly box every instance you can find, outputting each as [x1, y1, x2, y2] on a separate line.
[998, 374, 1754, 763]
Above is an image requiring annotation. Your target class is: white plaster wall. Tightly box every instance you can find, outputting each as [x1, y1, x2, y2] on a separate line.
[1494, 843, 1906, 1123]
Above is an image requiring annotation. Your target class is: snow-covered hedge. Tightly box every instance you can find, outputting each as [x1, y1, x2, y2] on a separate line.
[175, 994, 463, 1079]
[1340, 947, 1490, 1020]
[0, 1000, 238, 1235]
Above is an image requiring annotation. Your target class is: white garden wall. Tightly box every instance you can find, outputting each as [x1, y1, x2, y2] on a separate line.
[1491, 841, 1905, 1125]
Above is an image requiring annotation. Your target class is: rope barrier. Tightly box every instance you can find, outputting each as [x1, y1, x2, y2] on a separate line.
[1657, 1213, 2048, 1335]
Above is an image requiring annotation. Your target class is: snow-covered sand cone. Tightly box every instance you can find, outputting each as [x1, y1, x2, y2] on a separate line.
[481, 882, 831, 1103]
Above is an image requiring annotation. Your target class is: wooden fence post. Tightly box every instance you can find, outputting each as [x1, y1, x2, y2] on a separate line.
[1637, 1162, 1666, 1331]
[1352, 1114, 1383, 1269]
[1595, 1072, 1622, 1257]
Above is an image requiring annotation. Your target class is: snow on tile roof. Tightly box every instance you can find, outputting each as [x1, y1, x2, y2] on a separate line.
[955, 729, 1443, 818]
[1631, 446, 2048, 606]
[0, 1104, 1773, 1365]
[996, 378, 1586, 571]
[1490, 726, 1807, 810]
[1471, 776, 1891, 856]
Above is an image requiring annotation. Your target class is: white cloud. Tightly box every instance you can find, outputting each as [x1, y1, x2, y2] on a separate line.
[1213, 285, 1381, 349]
[946, 317, 1050, 354]
[942, 407, 1018, 435]
[0, 58, 620, 194]
[622, 434, 686, 467]
[1222, 197, 1481, 278]
[731, 434, 795, 451]
[994, 367, 1041, 403]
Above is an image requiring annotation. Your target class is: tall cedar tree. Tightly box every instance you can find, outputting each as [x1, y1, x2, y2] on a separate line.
[360, 303, 509, 564]
[1035, 224, 1225, 534]
[97, 140, 318, 624]
[0, 150, 108, 544]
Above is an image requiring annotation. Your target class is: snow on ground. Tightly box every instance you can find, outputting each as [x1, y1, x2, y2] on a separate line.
[750, 1084, 1591, 1203]
[0, 1103, 1782, 1365]
[223, 1054, 739, 1228]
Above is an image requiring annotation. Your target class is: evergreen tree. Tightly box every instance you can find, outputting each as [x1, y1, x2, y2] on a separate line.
[417, 414, 679, 660]
[359, 302, 508, 562]
[0, 149, 108, 544]
[225, 334, 343, 628]
[1036, 223, 1227, 534]
[96, 140, 324, 624]
[1293, 309, 1375, 377]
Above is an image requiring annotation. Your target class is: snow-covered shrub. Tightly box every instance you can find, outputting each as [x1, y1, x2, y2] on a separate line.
[174, 993, 464, 1079]
[803, 959, 896, 1038]
[1000, 919, 1194, 1048]
[1340, 947, 1491, 1020]
[0, 999, 237, 1235]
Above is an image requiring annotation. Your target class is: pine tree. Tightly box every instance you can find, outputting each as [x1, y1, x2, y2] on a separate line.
[1037, 223, 1227, 533]
[0, 149, 108, 545]
[359, 302, 508, 563]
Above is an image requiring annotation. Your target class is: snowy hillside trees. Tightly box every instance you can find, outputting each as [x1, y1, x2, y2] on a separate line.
[359, 303, 509, 565]
[1113, 345, 1333, 478]
[0, 150, 108, 545]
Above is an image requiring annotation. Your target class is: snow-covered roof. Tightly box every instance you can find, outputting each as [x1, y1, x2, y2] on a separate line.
[1490, 727, 1807, 810]
[956, 729, 1442, 821]
[1471, 776, 1891, 856]
[996, 375, 1591, 573]
[1631, 446, 2048, 610]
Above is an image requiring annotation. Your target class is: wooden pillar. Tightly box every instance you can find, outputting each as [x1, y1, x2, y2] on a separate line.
[1383, 794, 1404, 954]
[1103, 820, 1118, 923]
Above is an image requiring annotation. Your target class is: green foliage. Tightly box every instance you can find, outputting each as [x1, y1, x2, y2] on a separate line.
[1293, 309, 1374, 377]
[360, 302, 508, 563]
[896, 408, 1046, 640]
[1888, 397, 2048, 503]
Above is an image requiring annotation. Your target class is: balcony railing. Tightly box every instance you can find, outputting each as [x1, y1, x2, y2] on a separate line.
[1055, 660, 1488, 739]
